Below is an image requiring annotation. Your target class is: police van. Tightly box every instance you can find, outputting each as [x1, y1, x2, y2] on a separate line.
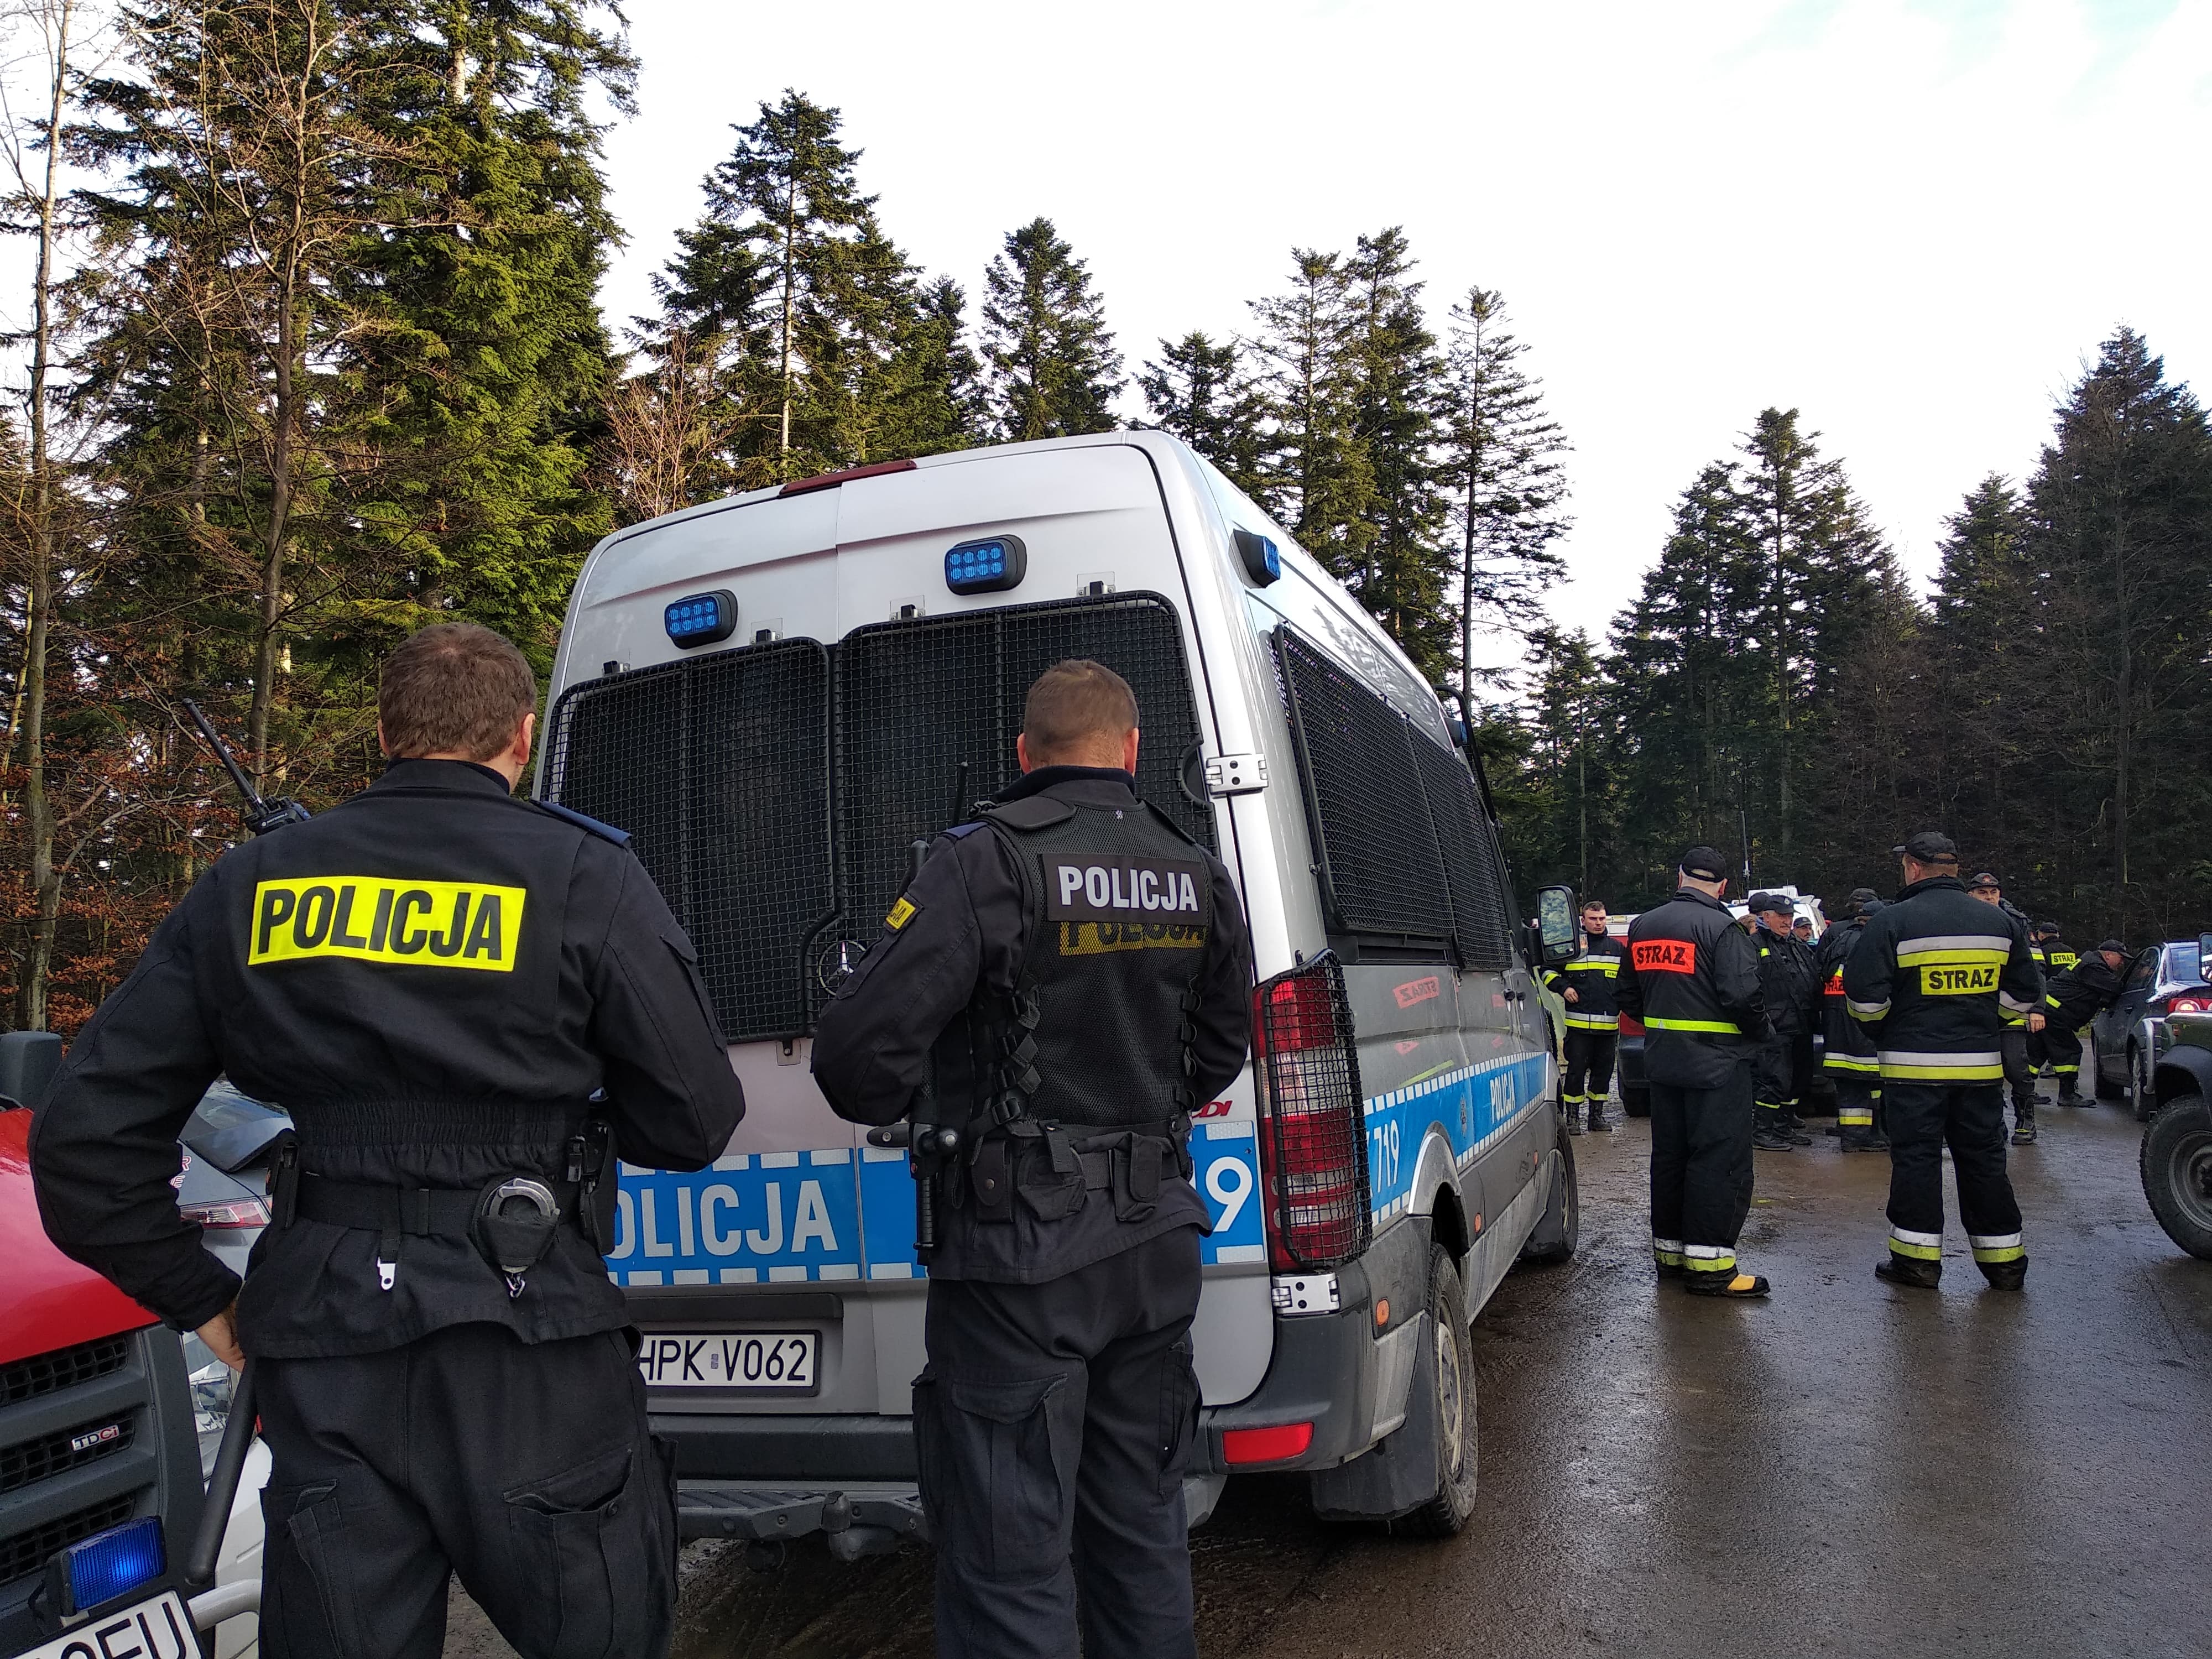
[538, 431, 1580, 1552]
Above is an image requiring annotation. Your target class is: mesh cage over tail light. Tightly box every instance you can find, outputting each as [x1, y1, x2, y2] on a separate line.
[1253, 956, 1370, 1271]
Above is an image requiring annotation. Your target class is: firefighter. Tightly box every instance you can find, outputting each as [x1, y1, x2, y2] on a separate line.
[1844, 832, 2041, 1289]
[2027, 922, 2076, 1080]
[1546, 898, 1623, 1135]
[1614, 846, 1773, 1297]
[1967, 871, 2042, 1142]
[1817, 889, 1888, 1151]
[2043, 939, 2129, 1108]
[1749, 894, 1820, 1151]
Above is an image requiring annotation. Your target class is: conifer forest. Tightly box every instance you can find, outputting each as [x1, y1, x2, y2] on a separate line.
[2, 9, 2208, 1034]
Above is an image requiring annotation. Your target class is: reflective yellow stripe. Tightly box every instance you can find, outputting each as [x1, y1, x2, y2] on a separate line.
[1838, 1108, 1874, 1125]
[1823, 1055, 1881, 1073]
[1970, 1232, 2026, 1264]
[1881, 1061, 2005, 1082]
[1897, 947, 2009, 968]
[1888, 1230, 1943, 1261]
[1645, 1016, 1742, 1034]
[1564, 1013, 1619, 1029]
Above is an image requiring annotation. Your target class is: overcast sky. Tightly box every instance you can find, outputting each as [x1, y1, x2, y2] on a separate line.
[596, 1, 2208, 661]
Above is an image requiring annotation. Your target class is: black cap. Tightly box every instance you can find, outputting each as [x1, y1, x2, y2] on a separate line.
[1966, 870, 2001, 890]
[1891, 831, 1958, 863]
[1749, 892, 1794, 916]
[2036, 920, 2061, 935]
[1679, 845, 1726, 881]
[2096, 938, 2126, 956]
[1849, 888, 1881, 907]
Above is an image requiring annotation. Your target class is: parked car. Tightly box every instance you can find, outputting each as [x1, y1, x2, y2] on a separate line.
[2140, 939, 2212, 1258]
[539, 430, 1580, 1547]
[0, 1050, 267, 1659]
[2090, 939, 2210, 1121]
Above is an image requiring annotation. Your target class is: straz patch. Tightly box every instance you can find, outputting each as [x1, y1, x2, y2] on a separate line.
[885, 896, 918, 931]
[1922, 964, 2000, 995]
[1043, 853, 1209, 957]
[1631, 938, 1695, 974]
[249, 877, 525, 971]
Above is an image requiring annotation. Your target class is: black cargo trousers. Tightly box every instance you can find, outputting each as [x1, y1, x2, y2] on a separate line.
[1883, 1082, 2025, 1282]
[257, 1324, 675, 1659]
[1647, 1056, 1756, 1281]
[916, 1226, 1204, 1659]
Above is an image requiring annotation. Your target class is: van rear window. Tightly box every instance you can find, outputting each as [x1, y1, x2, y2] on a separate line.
[1275, 627, 1515, 969]
[544, 594, 1210, 1041]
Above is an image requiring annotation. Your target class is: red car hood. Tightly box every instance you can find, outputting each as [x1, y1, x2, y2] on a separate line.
[0, 1108, 157, 1365]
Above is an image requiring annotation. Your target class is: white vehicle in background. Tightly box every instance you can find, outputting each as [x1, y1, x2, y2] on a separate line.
[537, 431, 1582, 1552]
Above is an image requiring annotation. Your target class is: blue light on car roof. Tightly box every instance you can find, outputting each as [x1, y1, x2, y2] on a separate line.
[945, 534, 1026, 595]
[1233, 528, 1280, 586]
[61, 1516, 165, 1614]
[664, 590, 737, 648]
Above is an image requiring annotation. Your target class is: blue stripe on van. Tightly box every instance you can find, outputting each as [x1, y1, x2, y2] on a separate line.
[607, 1128, 1268, 1287]
[1363, 1052, 1548, 1224]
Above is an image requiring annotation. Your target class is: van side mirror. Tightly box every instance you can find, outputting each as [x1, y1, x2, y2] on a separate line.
[2200, 932, 2212, 974]
[0, 1030, 61, 1112]
[1536, 886, 1580, 967]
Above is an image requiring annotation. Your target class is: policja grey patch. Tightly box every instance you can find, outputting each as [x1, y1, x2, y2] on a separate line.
[1041, 853, 1211, 957]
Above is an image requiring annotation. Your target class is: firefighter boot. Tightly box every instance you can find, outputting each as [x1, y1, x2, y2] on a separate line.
[2011, 1100, 2038, 1146]
[1684, 1270, 1770, 1298]
[1980, 1257, 2027, 1291]
[1875, 1254, 1942, 1290]
[1587, 1099, 1611, 1134]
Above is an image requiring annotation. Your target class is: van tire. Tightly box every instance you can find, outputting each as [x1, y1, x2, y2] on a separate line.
[1622, 1086, 1651, 1119]
[1395, 1246, 1478, 1537]
[1521, 1128, 1578, 1265]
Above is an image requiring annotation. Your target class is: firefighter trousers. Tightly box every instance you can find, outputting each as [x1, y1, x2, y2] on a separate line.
[917, 1225, 1204, 1659]
[1882, 1081, 2025, 1281]
[1999, 1026, 2036, 1110]
[1755, 1032, 1815, 1119]
[2038, 1021, 2084, 1088]
[1831, 1074, 1879, 1129]
[1648, 1058, 1756, 1281]
[256, 1324, 676, 1659]
[1563, 1029, 1617, 1118]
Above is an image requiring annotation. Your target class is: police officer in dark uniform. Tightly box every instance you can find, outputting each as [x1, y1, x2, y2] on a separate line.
[1844, 831, 2039, 1289]
[1545, 898, 1623, 1136]
[1749, 893, 1820, 1150]
[30, 624, 746, 1659]
[811, 659, 1252, 1659]
[1613, 846, 1773, 1297]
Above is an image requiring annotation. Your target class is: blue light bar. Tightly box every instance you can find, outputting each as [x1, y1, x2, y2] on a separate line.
[59, 1515, 165, 1614]
[1233, 528, 1280, 586]
[664, 590, 737, 648]
[944, 534, 1026, 595]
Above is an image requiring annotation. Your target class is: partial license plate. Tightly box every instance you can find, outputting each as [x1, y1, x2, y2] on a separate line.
[14, 1589, 194, 1659]
[637, 1331, 820, 1394]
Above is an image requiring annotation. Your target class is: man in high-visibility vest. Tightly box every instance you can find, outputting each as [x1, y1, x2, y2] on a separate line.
[1546, 899, 1624, 1135]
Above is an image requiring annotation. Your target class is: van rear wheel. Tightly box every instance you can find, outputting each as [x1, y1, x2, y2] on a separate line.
[1395, 1245, 1478, 1537]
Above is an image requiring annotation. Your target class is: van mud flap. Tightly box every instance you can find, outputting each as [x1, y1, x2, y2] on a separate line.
[680, 1481, 926, 1559]
[1306, 1313, 1442, 1523]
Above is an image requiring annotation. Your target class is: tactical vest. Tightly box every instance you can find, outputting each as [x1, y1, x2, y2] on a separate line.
[924, 788, 1217, 1283]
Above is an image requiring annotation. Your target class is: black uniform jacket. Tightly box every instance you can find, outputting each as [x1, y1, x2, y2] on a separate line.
[811, 767, 1251, 1130]
[2044, 953, 2124, 1031]
[1816, 919, 1879, 1071]
[29, 759, 746, 1357]
[1545, 931, 1623, 1030]
[1841, 875, 2041, 1084]
[1614, 888, 1771, 1089]
[1754, 926, 1823, 1036]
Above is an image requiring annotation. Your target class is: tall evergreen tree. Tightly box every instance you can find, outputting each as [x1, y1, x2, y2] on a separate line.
[1439, 285, 1570, 711]
[979, 217, 1120, 442]
[1246, 248, 1368, 547]
[1138, 331, 1267, 500]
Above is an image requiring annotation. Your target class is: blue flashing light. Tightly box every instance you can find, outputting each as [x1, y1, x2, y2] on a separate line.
[61, 1516, 165, 1614]
[1233, 528, 1280, 586]
[944, 534, 1026, 595]
[664, 589, 737, 648]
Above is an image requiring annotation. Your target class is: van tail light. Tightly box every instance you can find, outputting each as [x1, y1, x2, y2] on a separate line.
[1615, 1014, 1645, 1037]
[1251, 957, 1370, 1272]
[1222, 1422, 1314, 1465]
[2167, 995, 2211, 1014]
[179, 1197, 270, 1229]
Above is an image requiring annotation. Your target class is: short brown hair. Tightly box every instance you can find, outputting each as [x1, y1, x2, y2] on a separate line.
[1021, 660, 1138, 763]
[379, 623, 536, 761]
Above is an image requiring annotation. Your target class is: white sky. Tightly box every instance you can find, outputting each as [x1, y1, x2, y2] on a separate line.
[599, 0, 2210, 666]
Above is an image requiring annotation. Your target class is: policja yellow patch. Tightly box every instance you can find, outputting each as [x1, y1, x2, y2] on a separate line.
[885, 896, 918, 930]
[249, 877, 525, 971]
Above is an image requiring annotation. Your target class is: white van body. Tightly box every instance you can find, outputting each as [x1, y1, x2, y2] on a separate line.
[538, 432, 1576, 1546]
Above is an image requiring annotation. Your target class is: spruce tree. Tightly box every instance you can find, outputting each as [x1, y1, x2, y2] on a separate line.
[1439, 285, 1570, 712]
[1246, 248, 1369, 546]
[979, 217, 1121, 441]
[1138, 331, 1268, 501]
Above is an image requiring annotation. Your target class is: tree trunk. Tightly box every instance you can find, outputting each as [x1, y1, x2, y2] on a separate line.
[778, 173, 796, 467]
[249, 273, 300, 784]
[17, 0, 76, 1031]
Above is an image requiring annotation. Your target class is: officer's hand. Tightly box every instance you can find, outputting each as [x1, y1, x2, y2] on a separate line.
[1564, 988, 1578, 1003]
[196, 1301, 244, 1373]
[2026, 1012, 2046, 1034]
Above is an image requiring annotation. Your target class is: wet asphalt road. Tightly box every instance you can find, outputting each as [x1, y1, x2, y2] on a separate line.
[447, 1084, 2212, 1658]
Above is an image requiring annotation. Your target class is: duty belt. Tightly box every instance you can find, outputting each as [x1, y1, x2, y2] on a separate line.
[294, 1170, 592, 1299]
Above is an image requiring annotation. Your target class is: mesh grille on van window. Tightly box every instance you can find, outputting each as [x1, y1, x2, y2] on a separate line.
[1408, 731, 1517, 971]
[1274, 627, 1453, 947]
[830, 593, 1211, 1013]
[545, 640, 836, 1042]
